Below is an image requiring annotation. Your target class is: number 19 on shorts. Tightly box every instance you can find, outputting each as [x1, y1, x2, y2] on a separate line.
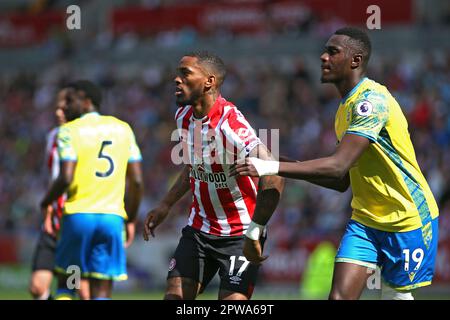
[403, 248, 424, 272]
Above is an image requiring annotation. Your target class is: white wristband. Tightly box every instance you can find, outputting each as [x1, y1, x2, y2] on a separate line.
[246, 221, 265, 240]
[248, 157, 279, 176]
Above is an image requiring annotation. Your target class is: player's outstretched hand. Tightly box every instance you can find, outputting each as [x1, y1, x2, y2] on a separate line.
[125, 221, 136, 248]
[230, 157, 280, 178]
[243, 237, 268, 265]
[143, 204, 170, 241]
[229, 158, 260, 177]
[42, 205, 56, 237]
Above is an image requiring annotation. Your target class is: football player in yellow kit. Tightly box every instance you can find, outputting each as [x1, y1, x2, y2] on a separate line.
[40, 80, 143, 299]
[231, 27, 439, 300]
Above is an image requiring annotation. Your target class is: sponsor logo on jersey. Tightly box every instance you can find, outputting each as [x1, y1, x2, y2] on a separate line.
[190, 166, 228, 189]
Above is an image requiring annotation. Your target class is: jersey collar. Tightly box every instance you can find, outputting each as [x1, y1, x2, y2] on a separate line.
[340, 77, 368, 105]
[191, 95, 226, 124]
[81, 111, 100, 118]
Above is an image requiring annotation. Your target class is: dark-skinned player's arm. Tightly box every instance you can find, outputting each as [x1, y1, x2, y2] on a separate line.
[124, 161, 144, 248]
[278, 155, 350, 192]
[230, 133, 369, 182]
[143, 165, 191, 241]
[242, 144, 285, 265]
[40, 160, 76, 236]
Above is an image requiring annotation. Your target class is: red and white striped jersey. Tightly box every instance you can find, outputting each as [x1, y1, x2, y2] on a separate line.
[46, 128, 60, 181]
[175, 95, 262, 237]
[45, 127, 65, 229]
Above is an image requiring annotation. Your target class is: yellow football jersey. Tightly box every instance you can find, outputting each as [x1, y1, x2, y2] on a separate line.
[335, 77, 439, 233]
[57, 112, 142, 219]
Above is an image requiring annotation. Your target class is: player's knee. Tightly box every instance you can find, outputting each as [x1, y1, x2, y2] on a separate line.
[165, 277, 198, 300]
[78, 279, 90, 300]
[29, 277, 50, 299]
[89, 279, 112, 299]
[78, 287, 90, 300]
[328, 288, 356, 300]
[219, 290, 248, 300]
[29, 283, 46, 299]
[381, 283, 414, 300]
[328, 290, 343, 300]
[164, 293, 183, 300]
[165, 277, 183, 299]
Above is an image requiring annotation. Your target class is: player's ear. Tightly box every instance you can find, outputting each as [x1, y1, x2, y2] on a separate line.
[82, 97, 92, 111]
[351, 54, 363, 69]
[205, 75, 216, 90]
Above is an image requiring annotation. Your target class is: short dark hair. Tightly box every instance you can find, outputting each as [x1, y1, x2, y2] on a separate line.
[70, 80, 102, 109]
[185, 51, 227, 86]
[334, 27, 371, 68]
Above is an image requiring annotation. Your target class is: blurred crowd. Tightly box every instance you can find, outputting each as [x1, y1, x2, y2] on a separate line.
[1, 47, 449, 251]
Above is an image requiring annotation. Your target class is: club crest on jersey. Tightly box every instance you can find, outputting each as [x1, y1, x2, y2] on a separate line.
[168, 258, 176, 271]
[356, 100, 373, 116]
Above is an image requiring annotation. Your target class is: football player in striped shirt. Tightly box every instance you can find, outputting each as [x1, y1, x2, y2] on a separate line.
[143, 51, 284, 300]
[231, 27, 439, 300]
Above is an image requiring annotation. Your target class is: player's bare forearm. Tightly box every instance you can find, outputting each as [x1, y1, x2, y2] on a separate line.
[143, 165, 191, 241]
[40, 160, 75, 208]
[125, 161, 144, 222]
[279, 155, 349, 192]
[40, 176, 69, 209]
[249, 144, 285, 225]
[252, 175, 284, 225]
[231, 135, 368, 191]
[231, 134, 370, 181]
[277, 134, 369, 181]
[306, 174, 350, 192]
[160, 165, 191, 209]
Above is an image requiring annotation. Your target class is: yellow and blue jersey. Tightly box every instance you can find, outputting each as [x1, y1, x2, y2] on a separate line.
[57, 112, 142, 219]
[334, 77, 439, 237]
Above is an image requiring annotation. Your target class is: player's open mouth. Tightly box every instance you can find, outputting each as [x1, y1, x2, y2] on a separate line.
[175, 88, 183, 96]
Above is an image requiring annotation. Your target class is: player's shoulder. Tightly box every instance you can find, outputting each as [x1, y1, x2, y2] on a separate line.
[222, 102, 247, 124]
[47, 126, 59, 139]
[59, 119, 77, 132]
[216, 96, 239, 118]
[218, 101, 257, 136]
[48, 126, 59, 135]
[356, 78, 390, 102]
[100, 114, 126, 124]
[102, 115, 136, 134]
[352, 78, 390, 113]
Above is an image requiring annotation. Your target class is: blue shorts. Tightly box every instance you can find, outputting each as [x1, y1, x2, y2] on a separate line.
[55, 213, 127, 281]
[336, 218, 438, 291]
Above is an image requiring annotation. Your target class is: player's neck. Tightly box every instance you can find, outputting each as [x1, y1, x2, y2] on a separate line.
[82, 105, 97, 115]
[192, 91, 220, 119]
[336, 75, 365, 99]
